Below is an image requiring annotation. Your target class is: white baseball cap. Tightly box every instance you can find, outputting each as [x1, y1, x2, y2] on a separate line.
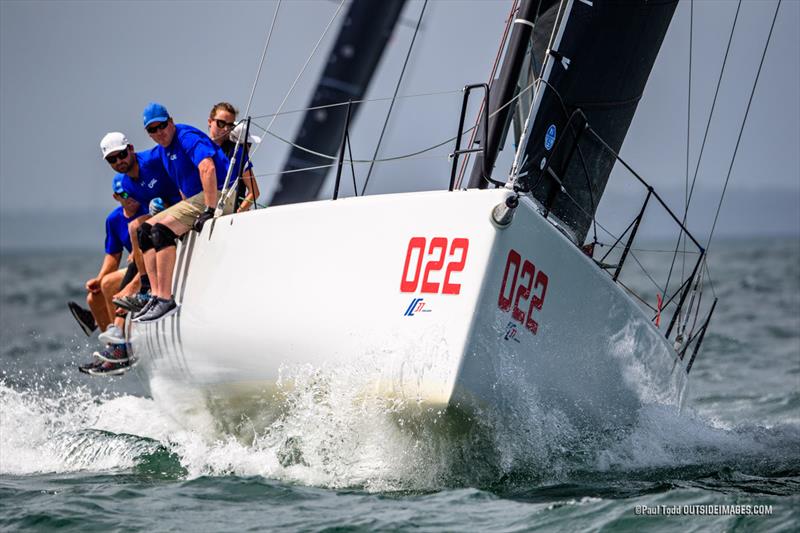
[229, 123, 262, 145]
[100, 132, 129, 158]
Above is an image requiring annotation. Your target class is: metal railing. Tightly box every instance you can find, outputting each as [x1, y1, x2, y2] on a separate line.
[533, 108, 717, 370]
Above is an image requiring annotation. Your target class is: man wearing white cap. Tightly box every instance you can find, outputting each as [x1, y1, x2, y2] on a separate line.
[99, 131, 182, 310]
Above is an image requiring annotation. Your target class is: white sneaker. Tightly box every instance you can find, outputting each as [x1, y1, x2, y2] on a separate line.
[98, 324, 125, 345]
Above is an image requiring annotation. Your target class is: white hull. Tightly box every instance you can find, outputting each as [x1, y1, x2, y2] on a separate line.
[130, 189, 687, 431]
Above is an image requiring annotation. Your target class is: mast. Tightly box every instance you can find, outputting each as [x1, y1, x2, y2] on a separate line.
[269, 0, 407, 206]
[512, 0, 679, 244]
[467, 0, 561, 189]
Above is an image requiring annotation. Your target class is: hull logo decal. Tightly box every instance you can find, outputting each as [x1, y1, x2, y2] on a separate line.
[404, 297, 431, 316]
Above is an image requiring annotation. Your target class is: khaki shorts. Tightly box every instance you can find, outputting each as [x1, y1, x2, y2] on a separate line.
[150, 190, 234, 228]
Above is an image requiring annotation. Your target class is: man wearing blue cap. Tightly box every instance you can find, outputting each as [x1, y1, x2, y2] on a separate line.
[77, 175, 147, 376]
[133, 102, 233, 322]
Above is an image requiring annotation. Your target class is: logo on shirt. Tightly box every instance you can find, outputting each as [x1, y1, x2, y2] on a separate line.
[169, 154, 177, 161]
[147, 179, 157, 189]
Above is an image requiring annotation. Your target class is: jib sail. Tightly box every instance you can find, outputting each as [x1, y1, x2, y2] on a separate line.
[512, 0, 678, 243]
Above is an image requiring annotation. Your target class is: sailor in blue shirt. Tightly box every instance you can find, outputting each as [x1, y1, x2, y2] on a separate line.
[77, 175, 146, 376]
[134, 102, 235, 322]
[100, 131, 181, 303]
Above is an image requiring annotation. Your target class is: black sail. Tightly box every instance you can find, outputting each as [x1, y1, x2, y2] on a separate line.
[270, 0, 407, 206]
[467, 0, 561, 189]
[515, 0, 678, 243]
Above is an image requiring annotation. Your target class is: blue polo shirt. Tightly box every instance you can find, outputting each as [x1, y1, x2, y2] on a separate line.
[104, 205, 146, 255]
[119, 147, 182, 207]
[158, 124, 231, 198]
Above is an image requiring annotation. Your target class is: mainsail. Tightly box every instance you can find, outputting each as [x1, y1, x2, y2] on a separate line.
[270, 0, 407, 206]
[505, 0, 678, 244]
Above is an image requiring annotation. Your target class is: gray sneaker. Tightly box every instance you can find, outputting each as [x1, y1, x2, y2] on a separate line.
[113, 294, 148, 312]
[136, 298, 178, 323]
[132, 296, 157, 321]
[98, 324, 125, 345]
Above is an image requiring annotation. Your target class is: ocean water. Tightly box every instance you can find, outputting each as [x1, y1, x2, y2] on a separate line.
[0, 238, 798, 531]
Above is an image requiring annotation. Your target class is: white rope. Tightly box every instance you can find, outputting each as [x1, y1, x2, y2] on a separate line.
[248, 88, 462, 120]
[262, 0, 346, 136]
[249, 78, 540, 164]
[217, 1, 281, 213]
[220, 0, 344, 210]
[243, 0, 282, 122]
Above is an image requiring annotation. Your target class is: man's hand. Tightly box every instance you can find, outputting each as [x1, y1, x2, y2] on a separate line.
[193, 206, 215, 232]
[86, 277, 101, 293]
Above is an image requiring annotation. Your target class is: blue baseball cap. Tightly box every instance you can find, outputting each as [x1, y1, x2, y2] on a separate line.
[112, 174, 127, 195]
[143, 102, 169, 127]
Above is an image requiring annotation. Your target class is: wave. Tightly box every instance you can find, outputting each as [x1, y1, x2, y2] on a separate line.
[2, 367, 798, 496]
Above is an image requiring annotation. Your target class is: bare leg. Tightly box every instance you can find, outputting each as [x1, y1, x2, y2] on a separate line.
[155, 247, 177, 299]
[100, 270, 126, 322]
[143, 249, 158, 293]
[128, 215, 150, 277]
[154, 215, 190, 299]
[87, 291, 111, 332]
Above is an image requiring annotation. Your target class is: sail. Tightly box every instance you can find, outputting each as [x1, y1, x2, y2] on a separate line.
[467, 0, 561, 189]
[270, 0, 407, 206]
[514, 0, 678, 243]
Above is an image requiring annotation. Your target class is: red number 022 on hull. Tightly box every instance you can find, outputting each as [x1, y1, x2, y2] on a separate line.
[498, 249, 548, 335]
[400, 237, 469, 295]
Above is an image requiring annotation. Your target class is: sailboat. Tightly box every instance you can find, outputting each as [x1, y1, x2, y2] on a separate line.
[129, 0, 720, 433]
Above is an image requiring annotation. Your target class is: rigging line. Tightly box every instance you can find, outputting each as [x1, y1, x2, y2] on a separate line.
[252, 78, 541, 163]
[546, 176, 666, 295]
[259, 126, 461, 162]
[248, 89, 462, 120]
[243, 0, 282, 122]
[664, 0, 742, 298]
[262, 0, 346, 136]
[596, 244, 700, 255]
[706, 0, 781, 253]
[361, 0, 429, 196]
[455, 0, 520, 189]
[616, 280, 659, 314]
[681, 0, 694, 298]
[246, 152, 451, 180]
[346, 131, 357, 196]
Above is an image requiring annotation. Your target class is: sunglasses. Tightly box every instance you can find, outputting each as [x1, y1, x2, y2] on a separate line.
[105, 149, 129, 164]
[214, 118, 235, 129]
[116, 190, 130, 199]
[146, 121, 169, 134]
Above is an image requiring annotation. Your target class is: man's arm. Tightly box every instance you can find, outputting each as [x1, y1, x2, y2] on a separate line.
[197, 157, 218, 209]
[237, 168, 261, 212]
[86, 253, 122, 293]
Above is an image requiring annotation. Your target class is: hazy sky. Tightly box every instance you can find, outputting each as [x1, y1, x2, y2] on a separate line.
[1, 0, 798, 244]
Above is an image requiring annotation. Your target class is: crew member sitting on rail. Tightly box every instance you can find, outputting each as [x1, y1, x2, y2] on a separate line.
[77, 175, 146, 376]
[207, 101, 261, 212]
[133, 102, 233, 322]
[100, 131, 182, 312]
